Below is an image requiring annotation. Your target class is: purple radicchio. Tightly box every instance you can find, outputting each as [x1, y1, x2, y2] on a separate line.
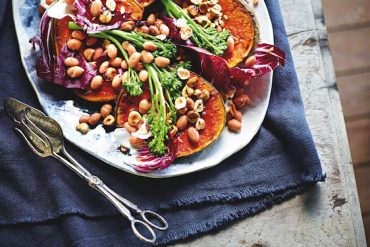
[133, 136, 178, 172]
[162, 16, 285, 93]
[30, 13, 54, 81]
[54, 44, 96, 89]
[230, 43, 286, 82]
[73, 0, 131, 34]
[31, 12, 96, 89]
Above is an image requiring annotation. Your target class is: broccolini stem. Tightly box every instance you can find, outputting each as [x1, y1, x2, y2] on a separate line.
[146, 65, 166, 118]
[161, 0, 229, 56]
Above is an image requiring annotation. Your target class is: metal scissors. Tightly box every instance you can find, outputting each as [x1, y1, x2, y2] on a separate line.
[5, 98, 168, 243]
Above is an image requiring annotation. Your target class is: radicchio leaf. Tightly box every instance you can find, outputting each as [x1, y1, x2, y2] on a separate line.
[73, 0, 131, 34]
[54, 44, 96, 89]
[31, 13, 96, 89]
[160, 15, 192, 45]
[163, 16, 285, 93]
[133, 136, 177, 172]
[30, 13, 54, 81]
[230, 44, 286, 82]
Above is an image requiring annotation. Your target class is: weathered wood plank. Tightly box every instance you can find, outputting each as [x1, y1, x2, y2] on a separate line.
[173, 0, 367, 246]
[322, 0, 370, 32]
[363, 214, 370, 244]
[328, 26, 370, 75]
[354, 166, 370, 213]
[347, 117, 370, 165]
[337, 72, 370, 118]
[309, 0, 365, 244]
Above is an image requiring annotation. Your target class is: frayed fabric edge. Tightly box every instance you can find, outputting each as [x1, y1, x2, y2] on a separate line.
[0, 172, 325, 227]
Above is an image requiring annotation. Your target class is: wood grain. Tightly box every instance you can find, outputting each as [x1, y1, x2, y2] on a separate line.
[347, 117, 370, 165]
[355, 166, 370, 213]
[173, 0, 367, 246]
[322, 0, 370, 32]
[328, 26, 370, 74]
[337, 72, 370, 118]
[363, 214, 370, 244]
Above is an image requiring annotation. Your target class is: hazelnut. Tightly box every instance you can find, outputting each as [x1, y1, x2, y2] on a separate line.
[193, 99, 204, 112]
[186, 77, 198, 88]
[103, 115, 115, 126]
[128, 111, 141, 127]
[187, 111, 200, 124]
[195, 118, 205, 130]
[177, 67, 190, 80]
[175, 96, 187, 110]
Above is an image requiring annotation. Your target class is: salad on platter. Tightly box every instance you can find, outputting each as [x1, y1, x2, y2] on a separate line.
[32, 0, 285, 172]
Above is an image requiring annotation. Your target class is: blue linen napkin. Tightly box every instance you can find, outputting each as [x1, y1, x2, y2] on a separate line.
[0, 0, 325, 246]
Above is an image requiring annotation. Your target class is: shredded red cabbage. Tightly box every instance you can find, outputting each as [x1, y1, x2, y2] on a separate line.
[73, 0, 131, 34]
[133, 136, 178, 172]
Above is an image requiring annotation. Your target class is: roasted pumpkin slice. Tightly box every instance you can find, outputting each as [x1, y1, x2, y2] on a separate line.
[118, 0, 145, 21]
[220, 0, 259, 67]
[54, 16, 73, 56]
[175, 74, 225, 157]
[115, 73, 226, 158]
[135, 0, 156, 7]
[115, 84, 151, 126]
[53, 19, 120, 102]
[75, 80, 121, 102]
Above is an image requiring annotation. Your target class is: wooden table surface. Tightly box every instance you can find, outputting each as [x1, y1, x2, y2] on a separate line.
[173, 0, 367, 246]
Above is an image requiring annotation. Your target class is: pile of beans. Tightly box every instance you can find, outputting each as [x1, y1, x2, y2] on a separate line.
[76, 103, 115, 134]
[65, 32, 171, 91]
[135, 14, 170, 39]
[63, 30, 89, 79]
[224, 90, 250, 132]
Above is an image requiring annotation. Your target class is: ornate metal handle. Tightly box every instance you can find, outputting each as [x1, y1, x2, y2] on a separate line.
[87, 175, 157, 243]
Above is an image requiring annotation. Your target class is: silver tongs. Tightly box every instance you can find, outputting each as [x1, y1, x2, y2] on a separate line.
[4, 98, 168, 243]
